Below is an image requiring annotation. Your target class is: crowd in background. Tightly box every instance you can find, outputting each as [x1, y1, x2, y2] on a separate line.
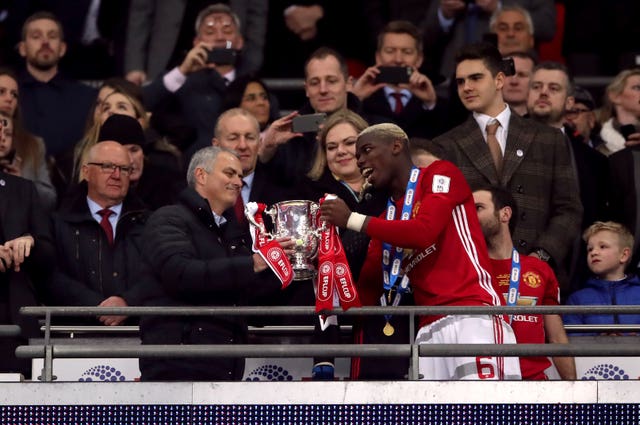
[1, 1, 640, 380]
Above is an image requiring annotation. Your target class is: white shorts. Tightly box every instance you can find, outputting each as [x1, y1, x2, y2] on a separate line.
[415, 314, 522, 380]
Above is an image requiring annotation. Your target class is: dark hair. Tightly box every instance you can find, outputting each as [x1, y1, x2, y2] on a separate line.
[22, 11, 64, 41]
[0, 67, 45, 174]
[408, 137, 445, 159]
[532, 61, 574, 95]
[377, 20, 423, 53]
[455, 42, 504, 77]
[476, 185, 519, 235]
[221, 74, 278, 126]
[304, 47, 349, 80]
[504, 50, 539, 66]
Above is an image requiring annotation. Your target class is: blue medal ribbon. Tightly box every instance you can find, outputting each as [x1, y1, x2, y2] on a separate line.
[380, 167, 420, 318]
[506, 248, 521, 323]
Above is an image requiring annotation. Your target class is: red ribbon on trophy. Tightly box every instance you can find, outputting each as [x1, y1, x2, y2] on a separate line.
[246, 202, 294, 289]
[316, 195, 361, 315]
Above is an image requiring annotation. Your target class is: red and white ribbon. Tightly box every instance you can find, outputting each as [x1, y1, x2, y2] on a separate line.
[316, 195, 361, 316]
[246, 202, 294, 289]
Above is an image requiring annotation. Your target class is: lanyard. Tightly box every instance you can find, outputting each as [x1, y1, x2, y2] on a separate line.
[506, 248, 521, 323]
[381, 167, 419, 294]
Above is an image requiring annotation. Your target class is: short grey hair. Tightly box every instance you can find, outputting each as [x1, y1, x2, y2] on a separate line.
[186, 146, 238, 188]
[214, 107, 260, 139]
[194, 3, 242, 34]
[489, 5, 535, 37]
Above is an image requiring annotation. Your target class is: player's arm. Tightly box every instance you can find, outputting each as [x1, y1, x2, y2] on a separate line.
[544, 313, 576, 380]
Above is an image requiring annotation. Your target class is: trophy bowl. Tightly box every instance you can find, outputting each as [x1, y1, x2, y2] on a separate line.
[263, 200, 321, 280]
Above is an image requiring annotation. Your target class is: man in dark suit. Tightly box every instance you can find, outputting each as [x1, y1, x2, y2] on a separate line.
[526, 61, 610, 292]
[352, 20, 446, 139]
[141, 4, 250, 163]
[0, 170, 55, 375]
[433, 42, 582, 296]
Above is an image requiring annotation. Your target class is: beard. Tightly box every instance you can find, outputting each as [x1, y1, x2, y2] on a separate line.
[481, 214, 501, 249]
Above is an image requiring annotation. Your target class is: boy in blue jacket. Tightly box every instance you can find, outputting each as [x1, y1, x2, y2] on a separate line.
[564, 221, 640, 332]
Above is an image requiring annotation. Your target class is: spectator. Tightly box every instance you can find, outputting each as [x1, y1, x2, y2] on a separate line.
[502, 51, 537, 116]
[97, 114, 185, 211]
[17, 12, 96, 163]
[303, 110, 389, 380]
[473, 185, 575, 380]
[141, 3, 251, 162]
[0, 68, 56, 209]
[352, 20, 446, 139]
[489, 6, 535, 57]
[433, 43, 582, 296]
[260, 47, 361, 192]
[221, 74, 281, 133]
[420, 0, 555, 78]
[564, 86, 605, 150]
[320, 123, 521, 380]
[0, 121, 55, 376]
[46, 141, 149, 326]
[598, 68, 640, 156]
[564, 221, 640, 333]
[527, 61, 610, 291]
[125, 0, 266, 85]
[138, 146, 291, 381]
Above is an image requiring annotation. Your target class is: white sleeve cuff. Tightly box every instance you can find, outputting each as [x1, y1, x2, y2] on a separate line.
[162, 67, 187, 93]
[346, 212, 367, 232]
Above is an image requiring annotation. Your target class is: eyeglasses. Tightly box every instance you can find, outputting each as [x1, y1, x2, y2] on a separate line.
[565, 108, 592, 118]
[87, 162, 133, 176]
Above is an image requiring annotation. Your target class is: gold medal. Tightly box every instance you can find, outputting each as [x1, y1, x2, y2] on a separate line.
[383, 322, 395, 336]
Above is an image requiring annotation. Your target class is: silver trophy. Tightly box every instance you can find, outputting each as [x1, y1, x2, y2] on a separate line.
[246, 200, 322, 280]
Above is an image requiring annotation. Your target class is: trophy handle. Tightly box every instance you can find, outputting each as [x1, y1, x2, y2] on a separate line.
[244, 204, 274, 239]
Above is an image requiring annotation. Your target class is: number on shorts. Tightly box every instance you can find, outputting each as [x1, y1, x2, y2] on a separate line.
[475, 356, 496, 379]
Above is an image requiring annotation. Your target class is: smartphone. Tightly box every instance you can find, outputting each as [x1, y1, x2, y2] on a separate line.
[502, 57, 516, 76]
[620, 124, 638, 139]
[292, 113, 327, 133]
[375, 66, 412, 85]
[207, 48, 238, 66]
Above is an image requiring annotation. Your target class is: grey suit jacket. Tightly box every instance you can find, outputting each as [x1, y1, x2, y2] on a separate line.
[421, 0, 556, 77]
[124, 0, 267, 79]
[433, 112, 583, 266]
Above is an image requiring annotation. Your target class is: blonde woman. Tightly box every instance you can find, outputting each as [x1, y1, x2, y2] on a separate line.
[598, 68, 640, 156]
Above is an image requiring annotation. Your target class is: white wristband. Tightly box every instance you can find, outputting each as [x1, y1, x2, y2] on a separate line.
[346, 212, 367, 232]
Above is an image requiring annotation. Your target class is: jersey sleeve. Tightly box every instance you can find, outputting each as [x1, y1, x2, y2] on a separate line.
[365, 161, 471, 249]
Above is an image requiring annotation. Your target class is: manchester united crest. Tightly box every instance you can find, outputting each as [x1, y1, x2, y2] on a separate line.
[522, 271, 542, 288]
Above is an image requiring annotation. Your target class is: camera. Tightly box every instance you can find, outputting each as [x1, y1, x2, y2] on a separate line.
[206, 47, 238, 66]
[375, 66, 412, 85]
[501, 57, 516, 77]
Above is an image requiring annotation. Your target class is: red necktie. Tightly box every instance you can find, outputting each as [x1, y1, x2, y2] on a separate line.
[390, 92, 404, 115]
[97, 208, 114, 246]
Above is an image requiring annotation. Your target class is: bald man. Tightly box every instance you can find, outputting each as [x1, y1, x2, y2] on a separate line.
[46, 141, 150, 326]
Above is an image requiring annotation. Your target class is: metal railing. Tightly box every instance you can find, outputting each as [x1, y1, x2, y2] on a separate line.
[16, 304, 640, 382]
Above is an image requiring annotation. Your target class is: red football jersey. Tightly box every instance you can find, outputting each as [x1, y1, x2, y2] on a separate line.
[490, 255, 560, 380]
[357, 160, 503, 328]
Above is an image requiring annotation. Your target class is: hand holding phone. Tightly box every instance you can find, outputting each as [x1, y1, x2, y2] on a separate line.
[207, 47, 238, 66]
[375, 66, 412, 85]
[292, 113, 327, 133]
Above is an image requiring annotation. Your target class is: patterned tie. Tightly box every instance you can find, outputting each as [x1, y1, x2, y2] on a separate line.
[97, 208, 114, 246]
[486, 120, 503, 175]
[390, 92, 404, 115]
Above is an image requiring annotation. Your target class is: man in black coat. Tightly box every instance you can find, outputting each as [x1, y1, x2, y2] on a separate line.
[47, 141, 149, 326]
[139, 146, 290, 381]
[0, 171, 55, 375]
